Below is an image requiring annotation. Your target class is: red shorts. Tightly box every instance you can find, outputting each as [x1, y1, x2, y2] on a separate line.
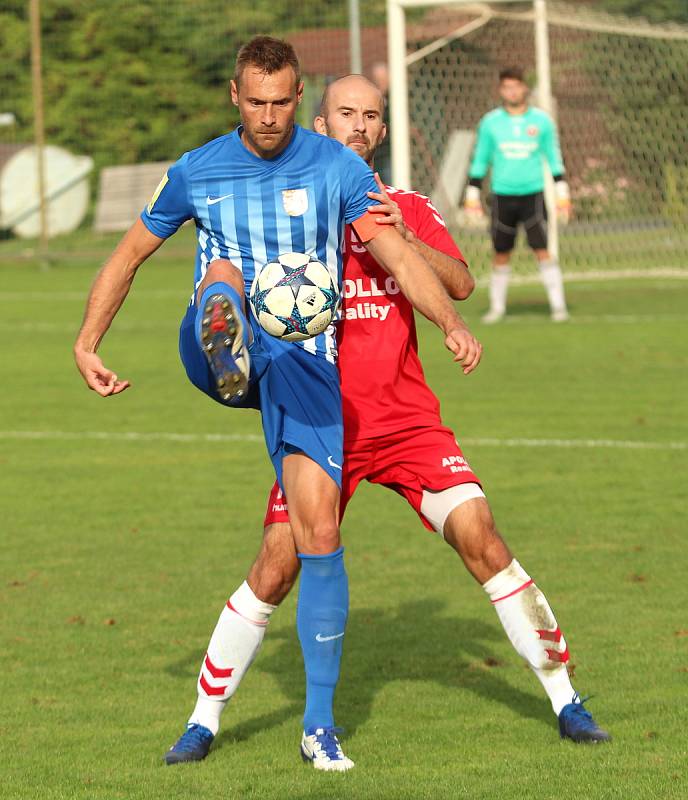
[263, 425, 480, 531]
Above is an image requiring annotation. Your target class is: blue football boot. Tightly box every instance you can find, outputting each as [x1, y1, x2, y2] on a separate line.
[558, 694, 611, 743]
[164, 723, 215, 764]
[196, 288, 250, 404]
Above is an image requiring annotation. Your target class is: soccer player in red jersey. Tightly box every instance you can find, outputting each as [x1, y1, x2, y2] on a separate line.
[167, 75, 608, 769]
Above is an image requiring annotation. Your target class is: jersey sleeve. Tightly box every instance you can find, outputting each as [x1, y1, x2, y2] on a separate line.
[140, 154, 193, 239]
[541, 115, 565, 177]
[468, 115, 493, 180]
[337, 146, 379, 224]
[409, 194, 466, 264]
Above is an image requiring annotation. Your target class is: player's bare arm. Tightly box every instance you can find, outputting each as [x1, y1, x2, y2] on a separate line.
[74, 218, 166, 396]
[408, 238, 473, 300]
[360, 225, 482, 375]
[367, 174, 474, 300]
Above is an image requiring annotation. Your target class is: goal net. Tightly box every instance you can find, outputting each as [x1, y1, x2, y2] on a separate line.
[390, 0, 688, 274]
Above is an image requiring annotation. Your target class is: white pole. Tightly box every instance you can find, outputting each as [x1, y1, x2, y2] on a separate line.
[534, 0, 558, 259]
[348, 0, 362, 74]
[534, 0, 552, 112]
[387, 0, 411, 188]
[30, 0, 48, 251]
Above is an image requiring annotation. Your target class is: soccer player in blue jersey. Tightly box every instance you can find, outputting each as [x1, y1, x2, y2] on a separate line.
[74, 36, 482, 770]
[464, 66, 571, 323]
[158, 73, 608, 772]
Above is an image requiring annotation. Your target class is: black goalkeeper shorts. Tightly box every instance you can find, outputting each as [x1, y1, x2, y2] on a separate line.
[491, 191, 548, 253]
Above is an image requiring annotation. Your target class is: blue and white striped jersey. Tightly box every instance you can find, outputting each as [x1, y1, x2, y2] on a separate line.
[141, 124, 378, 361]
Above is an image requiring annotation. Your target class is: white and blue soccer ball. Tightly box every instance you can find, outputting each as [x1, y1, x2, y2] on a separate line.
[249, 252, 340, 342]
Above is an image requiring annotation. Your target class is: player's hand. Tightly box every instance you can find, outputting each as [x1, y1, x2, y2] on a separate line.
[463, 185, 485, 229]
[556, 180, 572, 225]
[444, 326, 483, 375]
[74, 349, 131, 396]
[367, 173, 413, 241]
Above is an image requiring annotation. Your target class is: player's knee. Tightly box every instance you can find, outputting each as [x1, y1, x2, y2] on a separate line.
[197, 258, 244, 301]
[206, 257, 240, 276]
[445, 496, 490, 547]
[295, 520, 341, 555]
[307, 526, 341, 555]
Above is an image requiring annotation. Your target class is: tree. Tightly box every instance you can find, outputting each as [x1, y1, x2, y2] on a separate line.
[0, 0, 386, 170]
[594, 0, 688, 25]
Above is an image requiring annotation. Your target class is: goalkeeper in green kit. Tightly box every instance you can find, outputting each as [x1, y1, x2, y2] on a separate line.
[465, 66, 571, 323]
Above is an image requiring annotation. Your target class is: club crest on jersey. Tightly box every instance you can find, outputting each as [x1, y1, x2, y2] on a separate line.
[282, 188, 308, 217]
[527, 125, 539, 137]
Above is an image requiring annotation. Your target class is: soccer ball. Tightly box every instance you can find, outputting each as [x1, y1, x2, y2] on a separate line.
[249, 252, 339, 342]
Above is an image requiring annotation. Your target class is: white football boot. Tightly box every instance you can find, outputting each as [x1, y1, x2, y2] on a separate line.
[300, 728, 355, 772]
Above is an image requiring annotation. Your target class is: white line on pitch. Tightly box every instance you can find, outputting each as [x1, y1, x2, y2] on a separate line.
[0, 289, 184, 301]
[480, 313, 687, 324]
[461, 437, 686, 451]
[0, 267, 685, 303]
[0, 431, 684, 451]
[475, 267, 688, 287]
[0, 321, 177, 332]
[0, 430, 264, 443]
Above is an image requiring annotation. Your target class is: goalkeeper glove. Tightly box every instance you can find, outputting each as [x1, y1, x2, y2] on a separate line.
[555, 180, 572, 225]
[463, 185, 485, 228]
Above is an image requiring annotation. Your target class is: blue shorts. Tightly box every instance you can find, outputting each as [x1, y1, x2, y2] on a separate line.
[179, 300, 343, 489]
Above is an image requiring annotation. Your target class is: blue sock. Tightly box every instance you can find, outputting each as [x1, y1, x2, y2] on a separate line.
[297, 547, 349, 733]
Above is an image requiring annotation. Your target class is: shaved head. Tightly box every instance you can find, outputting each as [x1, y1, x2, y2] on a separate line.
[319, 74, 385, 118]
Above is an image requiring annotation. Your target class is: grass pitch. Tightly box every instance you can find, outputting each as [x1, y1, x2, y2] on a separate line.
[1, 240, 686, 799]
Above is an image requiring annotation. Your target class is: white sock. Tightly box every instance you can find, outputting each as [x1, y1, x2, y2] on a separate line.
[188, 581, 276, 735]
[489, 266, 510, 314]
[539, 260, 567, 314]
[483, 559, 575, 715]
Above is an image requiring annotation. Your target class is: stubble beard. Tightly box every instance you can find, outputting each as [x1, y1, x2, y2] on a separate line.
[346, 133, 378, 166]
[244, 122, 293, 159]
[322, 120, 379, 167]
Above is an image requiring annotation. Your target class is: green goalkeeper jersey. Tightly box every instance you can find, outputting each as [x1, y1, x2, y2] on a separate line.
[468, 106, 565, 195]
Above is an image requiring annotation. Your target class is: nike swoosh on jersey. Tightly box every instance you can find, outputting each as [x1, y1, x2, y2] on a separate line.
[327, 455, 342, 470]
[315, 632, 345, 643]
[207, 193, 234, 205]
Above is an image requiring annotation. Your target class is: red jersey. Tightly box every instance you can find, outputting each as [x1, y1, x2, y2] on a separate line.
[338, 188, 466, 443]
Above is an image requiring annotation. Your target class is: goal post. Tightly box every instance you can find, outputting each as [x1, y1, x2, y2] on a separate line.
[387, 0, 558, 252]
[387, 0, 551, 189]
[385, 0, 688, 273]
